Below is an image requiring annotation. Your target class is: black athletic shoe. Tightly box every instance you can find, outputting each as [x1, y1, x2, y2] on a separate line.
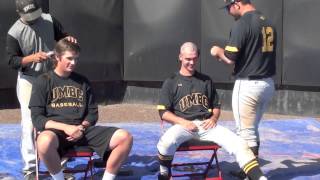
[64, 173, 76, 180]
[23, 172, 36, 180]
[230, 170, 248, 180]
[158, 174, 170, 180]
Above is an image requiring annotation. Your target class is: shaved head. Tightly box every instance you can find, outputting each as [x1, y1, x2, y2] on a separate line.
[180, 42, 198, 55]
[178, 42, 199, 76]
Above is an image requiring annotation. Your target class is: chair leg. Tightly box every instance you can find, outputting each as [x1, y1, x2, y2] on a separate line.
[213, 149, 222, 178]
[83, 156, 94, 180]
[34, 130, 40, 180]
[84, 162, 88, 179]
[89, 159, 93, 180]
[35, 154, 40, 180]
[203, 149, 217, 177]
[171, 147, 222, 179]
[206, 149, 223, 179]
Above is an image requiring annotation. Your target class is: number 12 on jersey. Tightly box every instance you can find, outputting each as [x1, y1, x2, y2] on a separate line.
[261, 26, 274, 53]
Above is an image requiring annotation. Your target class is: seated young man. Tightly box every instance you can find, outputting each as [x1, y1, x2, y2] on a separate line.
[156, 42, 267, 180]
[29, 38, 133, 180]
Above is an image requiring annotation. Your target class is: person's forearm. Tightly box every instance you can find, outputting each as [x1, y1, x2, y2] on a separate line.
[161, 111, 187, 125]
[210, 108, 221, 122]
[219, 53, 235, 65]
[21, 55, 36, 66]
[44, 120, 72, 131]
[211, 46, 235, 65]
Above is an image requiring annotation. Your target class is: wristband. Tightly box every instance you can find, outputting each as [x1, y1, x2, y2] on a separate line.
[79, 125, 86, 132]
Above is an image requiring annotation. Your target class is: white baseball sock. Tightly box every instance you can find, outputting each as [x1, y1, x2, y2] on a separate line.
[159, 165, 169, 175]
[259, 176, 268, 180]
[102, 171, 116, 180]
[51, 170, 64, 180]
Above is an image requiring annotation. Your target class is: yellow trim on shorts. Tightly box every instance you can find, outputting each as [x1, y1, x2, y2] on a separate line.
[225, 46, 239, 52]
[243, 160, 259, 174]
[157, 105, 166, 110]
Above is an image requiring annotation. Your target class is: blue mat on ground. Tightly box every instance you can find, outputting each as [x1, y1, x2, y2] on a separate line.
[0, 119, 320, 179]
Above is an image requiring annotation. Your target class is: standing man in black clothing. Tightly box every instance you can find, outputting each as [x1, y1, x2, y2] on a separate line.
[211, 0, 276, 176]
[6, 0, 76, 178]
[29, 39, 133, 180]
[157, 42, 267, 180]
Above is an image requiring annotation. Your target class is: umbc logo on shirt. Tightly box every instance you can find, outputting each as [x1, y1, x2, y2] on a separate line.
[51, 102, 83, 108]
[50, 86, 84, 108]
[179, 93, 209, 112]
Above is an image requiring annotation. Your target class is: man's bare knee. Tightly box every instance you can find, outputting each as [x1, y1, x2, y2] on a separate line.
[109, 129, 133, 149]
[36, 131, 58, 153]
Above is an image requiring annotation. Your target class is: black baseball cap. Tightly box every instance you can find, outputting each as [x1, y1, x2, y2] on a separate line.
[220, 0, 237, 9]
[220, 0, 251, 9]
[16, 0, 42, 22]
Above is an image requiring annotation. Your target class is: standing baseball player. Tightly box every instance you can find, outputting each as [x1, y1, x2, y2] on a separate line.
[157, 42, 267, 180]
[6, 0, 76, 179]
[211, 0, 276, 178]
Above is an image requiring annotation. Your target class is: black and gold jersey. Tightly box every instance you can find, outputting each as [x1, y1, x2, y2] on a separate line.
[157, 71, 221, 121]
[224, 10, 277, 78]
[29, 71, 98, 131]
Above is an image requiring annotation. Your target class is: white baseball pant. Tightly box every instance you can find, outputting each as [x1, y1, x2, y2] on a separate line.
[17, 72, 36, 174]
[232, 77, 275, 148]
[157, 120, 256, 168]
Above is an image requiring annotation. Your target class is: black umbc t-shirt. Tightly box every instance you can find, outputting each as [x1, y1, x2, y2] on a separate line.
[158, 71, 221, 121]
[29, 71, 98, 131]
[224, 10, 277, 78]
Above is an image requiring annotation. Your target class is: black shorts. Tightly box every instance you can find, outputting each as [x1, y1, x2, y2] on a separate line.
[48, 126, 119, 160]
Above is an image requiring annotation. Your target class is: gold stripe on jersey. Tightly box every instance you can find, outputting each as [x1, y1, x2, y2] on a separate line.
[225, 46, 239, 52]
[243, 160, 259, 174]
[157, 105, 166, 110]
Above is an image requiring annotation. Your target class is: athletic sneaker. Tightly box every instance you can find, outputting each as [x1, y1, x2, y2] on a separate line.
[65, 173, 76, 180]
[230, 170, 247, 179]
[158, 174, 170, 180]
[23, 172, 36, 180]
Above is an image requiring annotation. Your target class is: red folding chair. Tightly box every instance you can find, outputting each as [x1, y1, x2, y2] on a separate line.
[172, 139, 223, 180]
[34, 130, 94, 180]
[161, 121, 223, 180]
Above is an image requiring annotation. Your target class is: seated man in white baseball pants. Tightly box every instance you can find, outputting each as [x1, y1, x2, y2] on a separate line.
[157, 42, 267, 180]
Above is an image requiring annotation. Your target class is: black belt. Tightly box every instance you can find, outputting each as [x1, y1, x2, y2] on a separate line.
[238, 76, 270, 80]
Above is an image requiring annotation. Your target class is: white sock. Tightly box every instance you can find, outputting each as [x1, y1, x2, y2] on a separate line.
[51, 170, 64, 180]
[102, 171, 116, 180]
[159, 165, 169, 175]
[259, 176, 268, 180]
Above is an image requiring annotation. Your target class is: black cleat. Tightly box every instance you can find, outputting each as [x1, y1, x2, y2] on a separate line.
[230, 170, 248, 180]
[158, 174, 170, 180]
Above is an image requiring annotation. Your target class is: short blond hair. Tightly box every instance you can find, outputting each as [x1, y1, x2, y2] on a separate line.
[180, 42, 198, 55]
